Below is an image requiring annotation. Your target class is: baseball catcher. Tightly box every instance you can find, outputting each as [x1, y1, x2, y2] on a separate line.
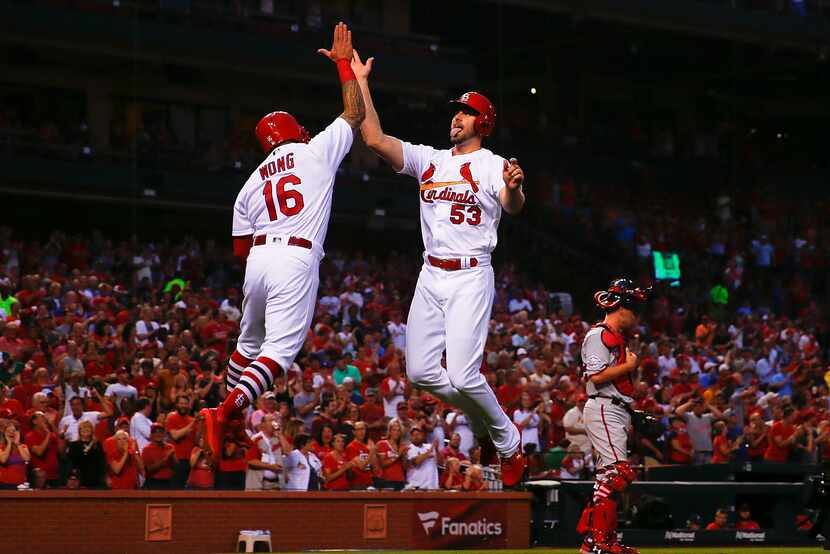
[577, 278, 650, 554]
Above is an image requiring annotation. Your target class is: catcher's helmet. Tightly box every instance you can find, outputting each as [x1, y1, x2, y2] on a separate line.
[594, 278, 650, 312]
[255, 111, 310, 154]
[449, 91, 496, 138]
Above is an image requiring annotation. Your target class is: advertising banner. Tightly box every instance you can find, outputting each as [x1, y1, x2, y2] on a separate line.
[412, 501, 507, 549]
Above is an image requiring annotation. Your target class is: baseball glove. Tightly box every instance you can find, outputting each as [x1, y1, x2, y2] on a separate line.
[630, 409, 664, 438]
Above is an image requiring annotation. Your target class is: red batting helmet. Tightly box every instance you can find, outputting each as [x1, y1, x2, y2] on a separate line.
[448, 91, 496, 138]
[255, 111, 309, 154]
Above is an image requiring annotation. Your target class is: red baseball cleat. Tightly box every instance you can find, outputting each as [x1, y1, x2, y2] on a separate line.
[500, 450, 526, 488]
[200, 407, 226, 463]
[477, 435, 498, 465]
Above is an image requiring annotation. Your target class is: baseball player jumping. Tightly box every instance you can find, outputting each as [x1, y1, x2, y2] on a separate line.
[350, 52, 527, 486]
[577, 279, 649, 554]
[201, 23, 365, 459]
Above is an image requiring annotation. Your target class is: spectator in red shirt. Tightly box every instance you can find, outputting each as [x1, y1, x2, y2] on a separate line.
[667, 416, 693, 464]
[25, 411, 60, 486]
[216, 426, 250, 490]
[345, 421, 373, 490]
[322, 434, 352, 491]
[358, 388, 386, 442]
[0, 323, 25, 361]
[735, 504, 761, 529]
[0, 385, 24, 424]
[462, 464, 488, 491]
[311, 423, 335, 460]
[23, 391, 59, 435]
[187, 434, 215, 490]
[705, 508, 730, 531]
[440, 432, 467, 462]
[0, 420, 30, 489]
[141, 423, 177, 489]
[13, 368, 38, 411]
[496, 370, 522, 414]
[374, 418, 406, 490]
[711, 420, 740, 464]
[102, 416, 131, 457]
[107, 430, 143, 490]
[166, 395, 197, 488]
[764, 405, 801, 462]
[442, 457, 464, 490]
[744, 411, 769, 462]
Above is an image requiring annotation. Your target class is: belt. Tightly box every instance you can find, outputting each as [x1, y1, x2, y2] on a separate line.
[253, 235, 312, 249]
[588, 394, 631, 409]
[427, 255, 478, 271]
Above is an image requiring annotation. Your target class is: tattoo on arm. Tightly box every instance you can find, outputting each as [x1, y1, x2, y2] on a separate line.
[340, 80, 366, 129]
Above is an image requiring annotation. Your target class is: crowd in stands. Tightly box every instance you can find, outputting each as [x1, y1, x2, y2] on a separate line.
[0, 212, 827, 495]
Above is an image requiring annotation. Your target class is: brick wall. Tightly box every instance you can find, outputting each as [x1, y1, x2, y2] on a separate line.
[0, 491, 531, 554]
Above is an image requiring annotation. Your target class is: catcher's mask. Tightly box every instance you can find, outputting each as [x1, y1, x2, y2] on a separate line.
[594, 278, 651, 314]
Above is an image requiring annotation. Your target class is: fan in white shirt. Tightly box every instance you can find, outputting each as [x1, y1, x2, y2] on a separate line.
[283, 434, 322, 491]
[405, 426, 439, 490]
[386, 313, 407, 352]
[59, 396, 112, 441]
[129, 399, 154, 452]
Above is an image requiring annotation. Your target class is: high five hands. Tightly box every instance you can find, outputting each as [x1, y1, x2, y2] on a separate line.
[317, 21, 353, 62]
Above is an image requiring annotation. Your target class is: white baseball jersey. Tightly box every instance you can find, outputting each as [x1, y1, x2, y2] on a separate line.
[232, 117, 353, 245]
[399, 142, 507, 257]
[582, 325, 634, 403]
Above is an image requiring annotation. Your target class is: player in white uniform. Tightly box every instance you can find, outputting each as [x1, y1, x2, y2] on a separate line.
[201, 22, 365, 459]
[576, 279, 649, 554]
[350, 52, 527, 486]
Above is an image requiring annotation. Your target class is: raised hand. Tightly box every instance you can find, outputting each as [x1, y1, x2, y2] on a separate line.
[502, 158, 524, 190]
[351, 49, 374, 80]
[317, 21, 353, 62]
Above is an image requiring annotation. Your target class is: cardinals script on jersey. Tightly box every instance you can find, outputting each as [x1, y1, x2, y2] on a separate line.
[403, 145, 507, 258]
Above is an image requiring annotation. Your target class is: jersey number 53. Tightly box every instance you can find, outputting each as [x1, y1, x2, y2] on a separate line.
[449, 203, 481, 225]
[262, 175, 304, 220]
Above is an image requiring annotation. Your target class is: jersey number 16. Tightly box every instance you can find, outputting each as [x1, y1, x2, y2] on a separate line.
[262, 175, 304, 220]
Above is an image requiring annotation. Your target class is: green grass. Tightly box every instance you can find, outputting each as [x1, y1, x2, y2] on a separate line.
[216, 549, 825, 554]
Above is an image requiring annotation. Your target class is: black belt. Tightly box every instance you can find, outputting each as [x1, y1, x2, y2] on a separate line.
[588, 394, 632, 410]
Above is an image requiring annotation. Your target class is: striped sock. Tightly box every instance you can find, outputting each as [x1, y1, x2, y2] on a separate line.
[226, 350, 252, 389]
[236, 356, 281, 406]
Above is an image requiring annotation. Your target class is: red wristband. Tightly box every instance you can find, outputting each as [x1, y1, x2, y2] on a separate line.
[336, 58, 355, 83]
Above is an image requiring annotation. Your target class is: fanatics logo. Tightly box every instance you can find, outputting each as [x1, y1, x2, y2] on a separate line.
[234, 395, 246, 408]
[417, 511, 439, 534]
[417, 511, 503, 537]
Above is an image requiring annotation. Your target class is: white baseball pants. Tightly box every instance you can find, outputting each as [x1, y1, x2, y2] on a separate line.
[405, 259, 520, 457]
[237, 239, 321, 372]
[583, 397, 631, 469]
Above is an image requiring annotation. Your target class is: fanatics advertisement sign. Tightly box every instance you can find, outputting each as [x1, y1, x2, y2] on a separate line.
[412, 501, 507, 549]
